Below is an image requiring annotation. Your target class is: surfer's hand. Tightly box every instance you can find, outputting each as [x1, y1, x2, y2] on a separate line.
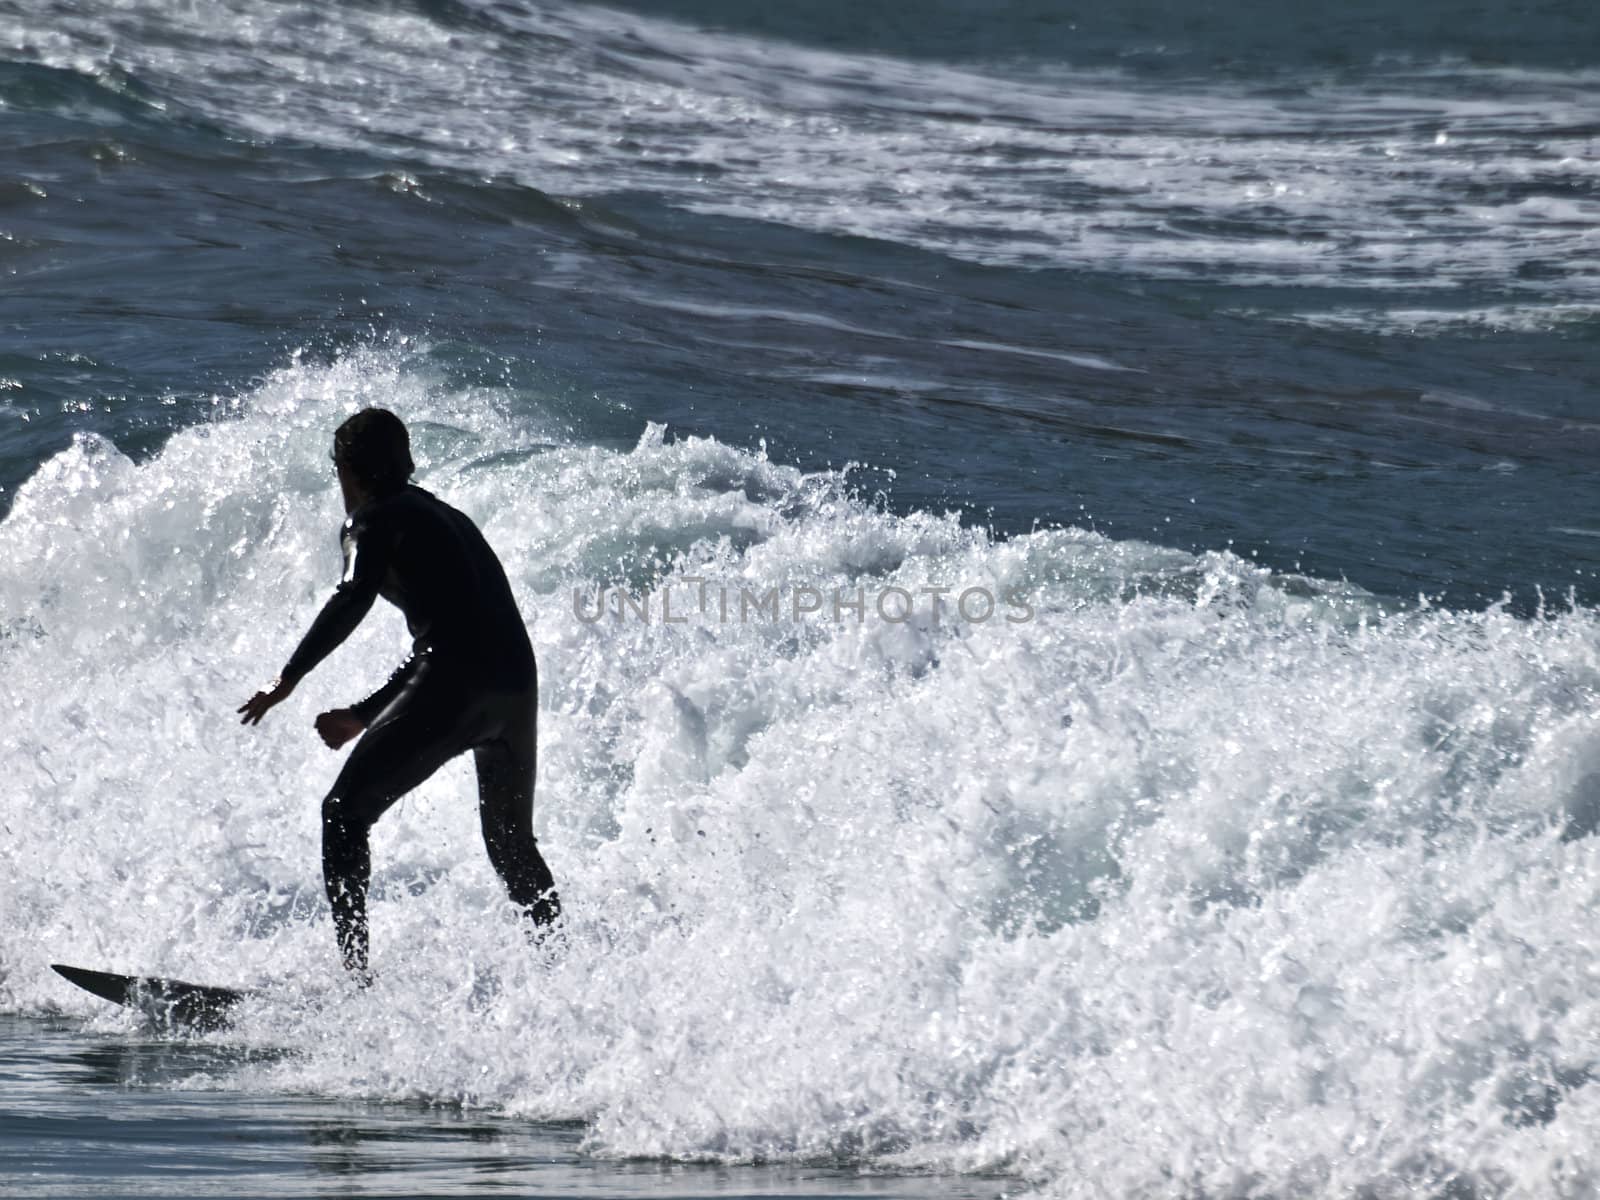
[315, 708, 365, 750]
[238, 677, 295, 726]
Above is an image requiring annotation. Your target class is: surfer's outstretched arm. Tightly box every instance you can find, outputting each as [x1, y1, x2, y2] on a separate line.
[239, 513, 389, 726]
[279, 515, 388, 683]
[238, 674, 296, 725]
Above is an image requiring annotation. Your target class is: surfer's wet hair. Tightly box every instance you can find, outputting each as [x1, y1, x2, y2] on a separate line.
[334, 408, 414, 492]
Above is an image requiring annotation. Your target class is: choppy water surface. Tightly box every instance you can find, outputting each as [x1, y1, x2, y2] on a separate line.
[3, 1, 1600, 1197]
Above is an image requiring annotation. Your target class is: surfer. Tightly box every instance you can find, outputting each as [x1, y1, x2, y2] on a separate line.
[238, 409, 559, 977]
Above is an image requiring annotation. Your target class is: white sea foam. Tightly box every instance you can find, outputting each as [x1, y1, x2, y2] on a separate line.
[4, 347, 1600, 1195]
[1250, 301, 1600, 336]
[6, 0, 1598, 320]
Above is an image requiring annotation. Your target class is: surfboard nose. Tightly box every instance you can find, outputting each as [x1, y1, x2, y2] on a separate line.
[51, 962, 251, 1032]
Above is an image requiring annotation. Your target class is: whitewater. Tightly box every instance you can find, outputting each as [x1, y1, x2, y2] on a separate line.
[4, 0, 1600, 1194]
[3, 347, 1599, 1196]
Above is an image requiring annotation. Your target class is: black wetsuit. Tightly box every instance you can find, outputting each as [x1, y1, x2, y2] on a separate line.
[281, 484, 558, 972]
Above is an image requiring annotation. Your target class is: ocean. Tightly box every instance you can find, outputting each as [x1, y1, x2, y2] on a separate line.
[2, 0, 1598, 1196]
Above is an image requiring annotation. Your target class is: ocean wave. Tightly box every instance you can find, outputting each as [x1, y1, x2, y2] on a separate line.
[4, 0, 1596, 307]
[4, 346, 1600, 1195]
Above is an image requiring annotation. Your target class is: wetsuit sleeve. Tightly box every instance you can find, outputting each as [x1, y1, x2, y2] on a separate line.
[348, 655, 419, 725]
[279, 516, 388, 685]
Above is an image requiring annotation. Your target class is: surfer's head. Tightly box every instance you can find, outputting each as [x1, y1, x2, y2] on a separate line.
[333, 408, 413, 504]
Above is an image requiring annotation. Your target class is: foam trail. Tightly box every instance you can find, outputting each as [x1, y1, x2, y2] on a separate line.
[7, 0, 1599, 314]
[5, 347, 1600, 1196]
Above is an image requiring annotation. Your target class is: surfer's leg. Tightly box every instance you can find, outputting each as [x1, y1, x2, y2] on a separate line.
[322, 674, 480, 973]
[474, 694, 560, 929]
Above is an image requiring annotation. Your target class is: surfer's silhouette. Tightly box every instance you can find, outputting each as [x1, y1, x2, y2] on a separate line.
[239, 409, 558, 977]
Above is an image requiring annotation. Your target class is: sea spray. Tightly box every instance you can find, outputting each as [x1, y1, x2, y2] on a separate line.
[4, 348, 1600, 1195]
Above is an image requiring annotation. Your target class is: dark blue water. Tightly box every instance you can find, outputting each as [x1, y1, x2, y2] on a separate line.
[5, 3, 1600, 1197]
[3, 0, 1597, 611]
[598, 0, 1598, 74]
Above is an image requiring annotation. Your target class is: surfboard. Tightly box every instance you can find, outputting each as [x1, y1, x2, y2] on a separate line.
[51, 963, 253, 1032]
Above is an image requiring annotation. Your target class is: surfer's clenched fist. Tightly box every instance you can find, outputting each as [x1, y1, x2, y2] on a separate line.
[315, 708, 365, 750]
[238, 676, 296, 725]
